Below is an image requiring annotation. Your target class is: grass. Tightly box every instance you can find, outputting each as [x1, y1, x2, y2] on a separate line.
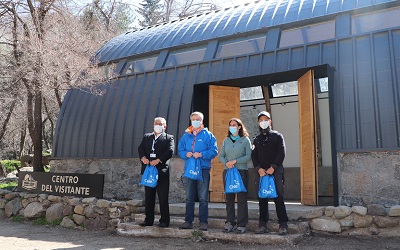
[0, 181, 18, 191]
[33, 217, 62, 226]
[11, 215, 24, 223]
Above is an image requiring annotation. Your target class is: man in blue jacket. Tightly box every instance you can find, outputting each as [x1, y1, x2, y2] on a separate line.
[178, 111, 218, 231]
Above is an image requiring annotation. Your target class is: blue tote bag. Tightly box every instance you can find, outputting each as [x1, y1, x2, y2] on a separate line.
[258, 175, 278, 199]
[183, 157, 203, 181]
[224, 167, 247, 194]
[139, 165, 158, 188]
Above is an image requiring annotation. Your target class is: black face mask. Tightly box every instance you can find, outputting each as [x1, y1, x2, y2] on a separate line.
[259, 126, 271, 135]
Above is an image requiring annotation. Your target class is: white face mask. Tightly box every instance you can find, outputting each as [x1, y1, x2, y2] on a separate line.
[154, 125, 163, 134]
[259, 120, 270, 129]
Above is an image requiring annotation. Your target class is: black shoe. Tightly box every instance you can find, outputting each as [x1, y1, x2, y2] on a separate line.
[139, 222, 153, 226]
[278, 227, 287, 235]
[179, 222, 193, 229]
[159, 223, 169, 228]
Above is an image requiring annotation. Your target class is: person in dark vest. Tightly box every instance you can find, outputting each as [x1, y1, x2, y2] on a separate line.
[138, 117, 174, 228]
[252, 111, 289, 235]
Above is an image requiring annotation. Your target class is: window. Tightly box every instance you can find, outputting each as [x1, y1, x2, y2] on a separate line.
[165, 47, 206, 67]
[271, 81, 298, 97]
[352, 7, 400, 34]
[280, 21, 335, 48]
[240, 86, 263, 101]
[124, 57, 157, 74]
[215, 36, 266, 59]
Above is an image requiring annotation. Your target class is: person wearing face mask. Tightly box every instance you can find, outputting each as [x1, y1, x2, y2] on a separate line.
[178, 111, 218, 231]
[138, 117, 175, 228]
[251, 111, 289, 235]
[219, 118, 252, 234]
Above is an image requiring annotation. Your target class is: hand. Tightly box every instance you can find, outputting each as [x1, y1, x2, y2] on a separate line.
[186, 152, 193, 158]
[141, 157, 149, 165]
[150, 159, 161, 166]
[226, 160, 236, 169]
[193, 152, 202, 158]
[258, 168, 267, 177]
[266, 166, 275, 175]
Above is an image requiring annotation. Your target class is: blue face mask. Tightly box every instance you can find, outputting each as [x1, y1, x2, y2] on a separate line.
[229, 126, 238, 135]
[191, 120, 201, 129]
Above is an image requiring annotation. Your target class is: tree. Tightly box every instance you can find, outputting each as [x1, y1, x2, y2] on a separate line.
[0, 0, 118, 171]
[137, 0, 162, 27]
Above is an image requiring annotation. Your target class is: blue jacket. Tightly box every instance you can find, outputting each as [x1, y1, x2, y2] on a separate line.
[178, 127, 218, 169]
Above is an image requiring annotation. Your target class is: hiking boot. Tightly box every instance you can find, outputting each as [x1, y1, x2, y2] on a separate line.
[199, 222, 208, 231]
[278, 227, 288, 235]
[235, 227, 246, 234]
[223, 222, 234, 233]
[139, 221, 153, 226]
[179, 222, 192, 229]
[255, 226, 268, 234]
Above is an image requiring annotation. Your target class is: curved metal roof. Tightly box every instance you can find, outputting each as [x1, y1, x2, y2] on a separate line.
[96, 0, 394, 62]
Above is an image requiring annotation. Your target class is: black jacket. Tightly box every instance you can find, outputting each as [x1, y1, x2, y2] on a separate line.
[138, 132, 175, 175]
[251, 130, 285, 174]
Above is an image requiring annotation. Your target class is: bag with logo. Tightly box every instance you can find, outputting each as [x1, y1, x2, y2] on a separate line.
[224, 167, 247, 194]
[183, 157, 202, 181]
[258, 175, 278, 198]
[139, 165, 158, 188]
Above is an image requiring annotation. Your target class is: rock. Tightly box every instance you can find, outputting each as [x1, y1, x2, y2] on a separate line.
[84, 216, 108, 230]
[74, 204, 85, 215]
[353, 214, 373, 228]
[373, 216, 399, 228]
[304, 207, 325, 219]
[48, 195, 62, 203]
[42, 199, 52, 208]
[82, 197, 97, 204]
[0, 198, 7, 209]
[39, 194, 48, 200]
[334, 206, 352, 219]
[21, 199, 29, 208]
[5, 199, 16, 217]
[84, 205, 96, 218]
[46, 203, 64, 223]
[60, 216, 76, 228]
[68, 198, 81, 206]
[0, 209, 5, 218]
[388, 205, 400, 217]
[24, 202, 45, 218]
[367, 204, 387, 216]
[340, 218, 354, 228]
[126, 199, 143, 207]
[73, 214, 86, 225]
[324, 206, 335, 217]
[4, 193, 18, 200]
[352, 206, 367, 216]
[310, 218, 341, 233]
[111, 201, 126, 207]
[93, 206, 105, 215]
[96, 199, 111, 208]
[63, 204, 73, 216]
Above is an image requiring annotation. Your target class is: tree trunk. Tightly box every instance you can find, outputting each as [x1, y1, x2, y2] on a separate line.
[0, 98, 17, 143]
[33, 88, 44, 172]
[19, 122, 27, 159]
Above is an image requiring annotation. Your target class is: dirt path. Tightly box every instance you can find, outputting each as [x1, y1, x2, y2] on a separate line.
[1, 219, 399, 250]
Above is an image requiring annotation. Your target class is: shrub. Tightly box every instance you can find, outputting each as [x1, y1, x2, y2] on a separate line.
[0, 181, 18, 191]
[11, 215, 24, 223]
[1, 160, 21, 173]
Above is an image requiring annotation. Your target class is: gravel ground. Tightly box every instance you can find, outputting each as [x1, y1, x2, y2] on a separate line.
[1, 218, 400, 250]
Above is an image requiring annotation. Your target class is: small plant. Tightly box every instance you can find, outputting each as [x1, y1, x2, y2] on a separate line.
[50, 218, 63, 226]
[1, 160, 20, 173]
[11, 215, 24, 223]
[191, 230, 204, 242]
[33, 217, 48, 225]
[0, 181, 18, 191]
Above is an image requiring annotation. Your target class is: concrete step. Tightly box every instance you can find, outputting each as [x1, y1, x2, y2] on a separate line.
[117, 222, 305, 246]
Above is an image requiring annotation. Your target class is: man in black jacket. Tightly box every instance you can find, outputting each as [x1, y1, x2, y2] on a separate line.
[251, 111, 289, 235]
[138, 117, 175, 228]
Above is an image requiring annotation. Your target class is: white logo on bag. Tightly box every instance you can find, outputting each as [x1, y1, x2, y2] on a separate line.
[144, 174, 158, 183]
[189, 170, 199, 176]
[229, 180, 240, 189]
[262, 185, 274, 194]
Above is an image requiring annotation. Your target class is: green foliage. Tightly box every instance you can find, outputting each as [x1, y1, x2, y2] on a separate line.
[33, 217, 48, 225]
[1, 160, 20, 173]
[11, 215, 24, 223]
[0, 181, 18, 191]
[50, 218, 63, 226]
[137, 0, 163, 27]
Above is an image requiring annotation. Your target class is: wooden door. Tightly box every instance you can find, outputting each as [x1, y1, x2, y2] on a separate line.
[298, 70, 319, 205]
[209, 85, 240, 202]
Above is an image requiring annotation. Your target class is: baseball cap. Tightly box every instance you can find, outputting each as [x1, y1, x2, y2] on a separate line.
[257, 111, 271, 119]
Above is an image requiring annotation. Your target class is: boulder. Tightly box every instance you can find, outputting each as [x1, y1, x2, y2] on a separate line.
[24, 202, 45, 218]
[310, 218, 341, 233]
[46, 203, 64, 223]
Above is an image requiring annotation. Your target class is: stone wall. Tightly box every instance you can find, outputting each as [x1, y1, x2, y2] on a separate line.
[1, 189, 400, 236]
[338, 151, 400, 206]
[49, 158, 186, 203]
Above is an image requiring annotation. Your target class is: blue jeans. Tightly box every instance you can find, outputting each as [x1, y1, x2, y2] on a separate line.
[184, 169, 210, 224]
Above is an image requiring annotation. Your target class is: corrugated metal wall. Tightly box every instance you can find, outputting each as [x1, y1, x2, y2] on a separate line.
[53, 1, 400, 158]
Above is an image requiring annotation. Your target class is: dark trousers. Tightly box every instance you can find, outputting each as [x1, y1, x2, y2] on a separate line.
[257, 172, 288, 228]
[144, 173, 170, 225]
[223, 169, 249, 227]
